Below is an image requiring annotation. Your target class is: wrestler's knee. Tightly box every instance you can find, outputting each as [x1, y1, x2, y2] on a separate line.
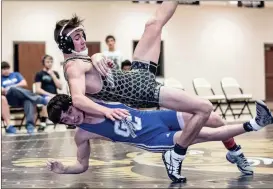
[145, 18, 163, 34]
[197, 99, 213, 117]
[208, 112, 225, 127]
[82, 165, 89, 173]
[7, 87, 19, 94]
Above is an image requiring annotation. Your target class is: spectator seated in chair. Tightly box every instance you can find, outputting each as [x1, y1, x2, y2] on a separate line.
[1, 61, 50, 134]
[34, 55, 62, 131]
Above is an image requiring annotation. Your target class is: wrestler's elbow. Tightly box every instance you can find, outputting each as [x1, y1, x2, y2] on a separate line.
[82, 165, 89, 173]
[71, 94, 85, 108]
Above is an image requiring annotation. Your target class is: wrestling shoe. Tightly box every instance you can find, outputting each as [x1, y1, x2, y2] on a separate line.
[162, 149, 187, 183]
[254, 100, 273, 128]
[226, 145, 253, 175]
[244, 100, 273, 131]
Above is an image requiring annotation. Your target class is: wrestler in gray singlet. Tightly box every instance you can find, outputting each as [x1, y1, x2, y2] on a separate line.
[63, 55, 162, 108]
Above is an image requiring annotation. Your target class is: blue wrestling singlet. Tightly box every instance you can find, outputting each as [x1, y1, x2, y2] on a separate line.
[79, 103, 184, 152]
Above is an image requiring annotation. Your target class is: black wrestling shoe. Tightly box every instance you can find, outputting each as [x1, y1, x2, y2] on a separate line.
[162, 149, 187, 183]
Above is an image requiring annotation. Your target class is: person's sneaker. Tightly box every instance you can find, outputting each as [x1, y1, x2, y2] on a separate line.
[226, 145, 253, 175]
[244, 100, 273, 131]
[26, 124, 35, 134]
[5, 125, 17, 134]
[162, 149, 187, 183]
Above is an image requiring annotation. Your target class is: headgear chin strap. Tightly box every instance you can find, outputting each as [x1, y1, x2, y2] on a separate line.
[57, 23, 88, 55]
[71, 48, 88, 56]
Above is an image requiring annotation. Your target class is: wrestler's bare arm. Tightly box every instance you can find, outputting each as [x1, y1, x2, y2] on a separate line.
[47, 129, 91, 174]
[90, 53, 113, 76]
[65, 60, 111, 117]
[66, 60, 130, 120]
[62, 130, 91, 174]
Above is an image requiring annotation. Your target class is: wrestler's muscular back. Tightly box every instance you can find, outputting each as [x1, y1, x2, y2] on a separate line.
[65, 59, 103, 95]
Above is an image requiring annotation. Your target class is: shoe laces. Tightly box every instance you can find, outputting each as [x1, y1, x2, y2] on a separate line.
[236, 154, 250, 168]
[170, 152, 183, 175]
[174, 159, 182, 175]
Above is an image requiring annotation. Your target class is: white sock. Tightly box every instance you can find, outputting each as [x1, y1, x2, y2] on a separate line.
[229, 148, 242, 156]
[250, 119, 263, 131]
[172, 151, 186, 160]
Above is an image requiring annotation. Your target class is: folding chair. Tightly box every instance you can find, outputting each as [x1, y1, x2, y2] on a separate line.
[193, 78, 226, 119]
[164, 77, 185, 90]
[9, 107, 26, 130]
[2, 107, 25, 131]
[221, 77, 253, 119]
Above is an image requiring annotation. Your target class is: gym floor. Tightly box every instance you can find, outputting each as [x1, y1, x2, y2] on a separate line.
[2, 126, 273, 188]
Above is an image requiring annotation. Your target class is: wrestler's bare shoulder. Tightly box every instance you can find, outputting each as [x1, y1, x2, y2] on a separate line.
[65, 58, 92, 72]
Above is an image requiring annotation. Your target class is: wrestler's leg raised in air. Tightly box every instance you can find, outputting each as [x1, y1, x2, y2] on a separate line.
[132, 1, 214, 182]
[132, 0, 213, 151]
[133, 1, 178, 63]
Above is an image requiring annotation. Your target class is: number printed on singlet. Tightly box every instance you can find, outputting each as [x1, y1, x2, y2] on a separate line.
[114, 116, 142, 138]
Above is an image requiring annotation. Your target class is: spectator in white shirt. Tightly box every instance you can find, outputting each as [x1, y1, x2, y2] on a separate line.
[103, 35, 124, 69]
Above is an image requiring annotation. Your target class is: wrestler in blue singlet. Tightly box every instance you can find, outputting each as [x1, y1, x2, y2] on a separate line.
[79, 103, 184, 152]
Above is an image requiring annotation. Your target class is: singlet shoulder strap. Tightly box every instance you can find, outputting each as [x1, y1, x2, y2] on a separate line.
[63, 55, 92, 67]
[63, 55, 92, 81]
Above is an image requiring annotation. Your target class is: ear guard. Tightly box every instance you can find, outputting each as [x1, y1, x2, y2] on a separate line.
[57, 23, 86, 54]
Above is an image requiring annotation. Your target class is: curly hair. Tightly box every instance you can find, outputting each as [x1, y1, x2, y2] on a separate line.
[47, 94, 72, 124]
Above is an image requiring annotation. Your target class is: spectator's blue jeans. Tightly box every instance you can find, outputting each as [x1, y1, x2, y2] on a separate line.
[6, 87, 47, 126]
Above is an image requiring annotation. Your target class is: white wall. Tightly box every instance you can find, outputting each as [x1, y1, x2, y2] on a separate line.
[2, 1, 273, 99]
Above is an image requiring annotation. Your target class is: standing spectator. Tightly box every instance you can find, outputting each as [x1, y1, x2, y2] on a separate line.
[103, 35, 124, 69]
[34, 55, 62, 131]
[121, 60, 132, 72]
[1, 61, 49, 134]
